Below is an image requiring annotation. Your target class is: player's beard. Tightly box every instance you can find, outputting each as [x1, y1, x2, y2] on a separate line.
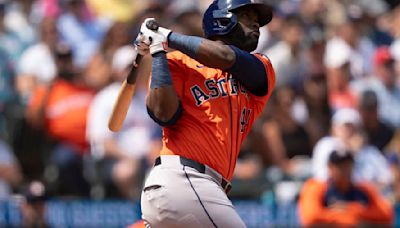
[221, 25, 259, 52]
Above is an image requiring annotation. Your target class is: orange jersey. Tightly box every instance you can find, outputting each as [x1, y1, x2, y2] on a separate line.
[299, 179, 393, 227]
[158, 51, 275, 180]
[28, 79, 94, 154]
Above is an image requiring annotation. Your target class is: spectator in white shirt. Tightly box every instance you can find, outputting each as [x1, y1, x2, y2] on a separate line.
[86, 46, 160, 199]
[312, 108, 392, 192]
[16, 18, 58, 104]
[265, 15, 307, 88]
[325, 18, 375, 79]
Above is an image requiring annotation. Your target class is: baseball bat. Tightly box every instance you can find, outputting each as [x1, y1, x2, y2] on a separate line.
[108, 20, 160, 132]
[108, 55, 143, 132]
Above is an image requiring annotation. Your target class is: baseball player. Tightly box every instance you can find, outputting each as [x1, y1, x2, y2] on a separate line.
[137, 0, 275, 227]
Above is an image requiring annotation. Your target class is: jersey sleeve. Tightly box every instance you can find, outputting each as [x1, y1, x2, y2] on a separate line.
[250, 53, 276, 116]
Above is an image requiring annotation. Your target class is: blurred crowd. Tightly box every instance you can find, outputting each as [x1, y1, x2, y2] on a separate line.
[0, 0, 400, 226]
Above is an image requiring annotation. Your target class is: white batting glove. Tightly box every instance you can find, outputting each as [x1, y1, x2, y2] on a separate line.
[135, 33, 150, 56]
[139, 18, 171, 55]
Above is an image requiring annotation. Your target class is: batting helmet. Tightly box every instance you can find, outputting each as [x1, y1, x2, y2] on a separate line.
[203, 0, 273, 38]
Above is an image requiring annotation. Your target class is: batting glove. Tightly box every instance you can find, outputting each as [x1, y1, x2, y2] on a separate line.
[139, 18, 171, 55]
[135, 33, 150, 56]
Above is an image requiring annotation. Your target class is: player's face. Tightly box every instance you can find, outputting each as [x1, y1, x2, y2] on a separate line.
[235, 7, 260, 51]
[220, 7, 260, 52]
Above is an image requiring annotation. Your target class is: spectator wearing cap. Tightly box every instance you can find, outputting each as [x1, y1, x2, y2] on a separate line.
[324, 35, 358, 111]
[86, 46, 160, 199]
[299, 149, 393, 227]
[26, 43, 94, 197]
[325, 17, 375, 79]
[358, 90, 394, 152]
[312, 108, 393, 192]
[352, 46, 400, 128]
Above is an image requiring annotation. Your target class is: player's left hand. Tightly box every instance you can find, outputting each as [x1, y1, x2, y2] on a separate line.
[134, 32, 150, 57]
[139, 18, 171, 55]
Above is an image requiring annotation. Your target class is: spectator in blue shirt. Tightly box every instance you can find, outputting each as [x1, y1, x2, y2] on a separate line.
[57, 0, 110, 68]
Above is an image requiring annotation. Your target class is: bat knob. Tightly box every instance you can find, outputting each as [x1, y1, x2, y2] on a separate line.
[146, 20, 159, 31]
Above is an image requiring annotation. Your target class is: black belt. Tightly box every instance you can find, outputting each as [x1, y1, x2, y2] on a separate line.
[154, 156, 232, 193]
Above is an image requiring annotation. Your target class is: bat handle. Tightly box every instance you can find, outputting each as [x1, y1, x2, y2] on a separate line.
[126, 54, 143, 84]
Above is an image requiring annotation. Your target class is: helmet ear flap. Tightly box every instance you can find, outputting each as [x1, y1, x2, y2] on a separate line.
[211, 10, 238, 36]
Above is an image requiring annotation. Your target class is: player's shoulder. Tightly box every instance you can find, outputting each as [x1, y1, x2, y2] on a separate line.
[167, 50, 201, 69]
[167, 50, 192, 63]
[253, 53, 272, 64]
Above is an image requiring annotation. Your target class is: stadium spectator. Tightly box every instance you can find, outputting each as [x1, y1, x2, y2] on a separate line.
[16, 18, 59, 104]
[0, 139, 22, 199]
[325, 18, 375, 79]
[299, 149, 393, 227]
[263, 86, 312, 175]
[312, 108, 393, 193]
[325, 47, 358, 110]
[26, 43, 94, 197]
[352, 46, 400, 128]
[57, 0, 110, 68]
[169, 5, 203, 37]
[4, 0, 42, 46]
[87, 46, 160, 199]
[302, 73, 331, 147]
[0, 0, 26, 71]
[84, 22, 131, 91]
[358, 90, 395, 152]
[266, 15, 307, 88]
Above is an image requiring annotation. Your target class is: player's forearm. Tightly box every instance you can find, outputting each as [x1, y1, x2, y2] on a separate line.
[169, 32, 235, 70]
[147, 53, 181, 125]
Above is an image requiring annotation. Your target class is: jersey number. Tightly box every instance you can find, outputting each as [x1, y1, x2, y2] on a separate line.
[240, 108, 251, 133]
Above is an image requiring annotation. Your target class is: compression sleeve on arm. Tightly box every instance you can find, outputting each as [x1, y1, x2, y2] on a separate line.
[150, 52, 173, 89]
[226, 45, 269, 97]
[148, 52, 183, 126]
[168, 32, 203, 59]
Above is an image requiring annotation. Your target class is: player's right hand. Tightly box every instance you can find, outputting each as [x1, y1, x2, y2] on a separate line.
[139, 18, 171, 55]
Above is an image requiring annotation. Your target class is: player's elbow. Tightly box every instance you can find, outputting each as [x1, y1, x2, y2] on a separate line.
[219, 46, 236, 65]
[146, 96, 183, 126]
[206, 45, 235, 69]
[147, 104, 183, 126]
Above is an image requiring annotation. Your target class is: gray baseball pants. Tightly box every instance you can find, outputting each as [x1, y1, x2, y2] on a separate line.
[141, 155, 246, 228]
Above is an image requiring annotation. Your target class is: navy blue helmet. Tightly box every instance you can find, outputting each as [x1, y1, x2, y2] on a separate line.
[203, 0, 273, 38]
